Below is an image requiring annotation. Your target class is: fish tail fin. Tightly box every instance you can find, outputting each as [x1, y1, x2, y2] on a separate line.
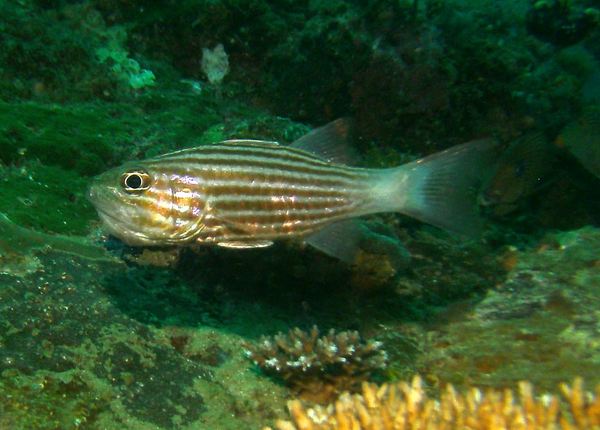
[370, 138, 499, 236]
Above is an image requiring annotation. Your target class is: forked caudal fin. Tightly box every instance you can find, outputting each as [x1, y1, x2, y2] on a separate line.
[369, 138, 500, 236]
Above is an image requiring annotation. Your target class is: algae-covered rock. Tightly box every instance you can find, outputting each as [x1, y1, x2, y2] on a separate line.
[417, 227, 600, 391]
[0, 1, 598, 429]
[0, 369, 112, 430]
[0, 247, 288, 429]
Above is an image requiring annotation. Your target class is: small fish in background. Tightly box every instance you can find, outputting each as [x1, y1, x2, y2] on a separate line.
[88, 119, 498, 265]
[479, 132, 556, 216]
[557, 108, 600, 179]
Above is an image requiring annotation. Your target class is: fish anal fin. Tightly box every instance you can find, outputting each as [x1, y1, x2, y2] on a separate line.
[291, 118, 359, 165]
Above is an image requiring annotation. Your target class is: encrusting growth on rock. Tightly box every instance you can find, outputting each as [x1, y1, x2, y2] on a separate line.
[264, 376, 600, 430]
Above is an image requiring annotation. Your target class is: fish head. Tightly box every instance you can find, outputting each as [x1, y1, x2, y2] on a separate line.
[88, 162, 203, 246]
[479, 132, 553, 215]
[480, 160, 527, 207]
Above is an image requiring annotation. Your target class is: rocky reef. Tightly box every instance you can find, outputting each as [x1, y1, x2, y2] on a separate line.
[0, 0, 599, 429]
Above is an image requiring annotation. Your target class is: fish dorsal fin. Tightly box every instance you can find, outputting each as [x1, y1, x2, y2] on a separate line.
[217, 240, 273, 249]
[290, 118, 359, 165]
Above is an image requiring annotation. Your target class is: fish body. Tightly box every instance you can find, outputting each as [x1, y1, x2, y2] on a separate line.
[88, 120, 498, 262]
[91, 141, 375, 246]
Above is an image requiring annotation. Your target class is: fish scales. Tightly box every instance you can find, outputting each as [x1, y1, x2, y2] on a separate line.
[141, 143, 372, 243]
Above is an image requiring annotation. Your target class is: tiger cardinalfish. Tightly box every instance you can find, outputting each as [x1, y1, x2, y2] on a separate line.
[88, 120, 497, 263]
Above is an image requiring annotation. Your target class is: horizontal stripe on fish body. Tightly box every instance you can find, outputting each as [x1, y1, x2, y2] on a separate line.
[211, 194, 354, 212]
[154, 152, 358, 176]
[135, 144, 374, 243]
[153, 141, 353, 168]
[149, 161, 367, 188]
[196, 209, 352, 243]
[150, 142, 368, 176]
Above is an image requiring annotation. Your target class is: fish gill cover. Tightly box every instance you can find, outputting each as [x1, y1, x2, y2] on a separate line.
[0, 0, 599, 429]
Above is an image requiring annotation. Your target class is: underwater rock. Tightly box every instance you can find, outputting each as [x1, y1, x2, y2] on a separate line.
[416, 226, 600, 391]
[0, 244, 288, 429]
[475, 226, 600, 322]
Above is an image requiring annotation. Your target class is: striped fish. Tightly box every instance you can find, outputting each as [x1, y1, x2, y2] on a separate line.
[88, 120, 497, 263]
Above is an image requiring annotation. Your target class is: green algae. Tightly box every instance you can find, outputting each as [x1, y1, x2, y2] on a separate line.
[0, 369, 112, 430]
[0, 165, 96, 235]
[0, 101, 140, 175]
[0, 95, 245, 236]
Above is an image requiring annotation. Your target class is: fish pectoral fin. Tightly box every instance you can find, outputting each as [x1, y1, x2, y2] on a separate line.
[216, 240, 273, 249]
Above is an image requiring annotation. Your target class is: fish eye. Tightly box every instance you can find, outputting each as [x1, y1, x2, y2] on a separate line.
[120, 170, 151, 193]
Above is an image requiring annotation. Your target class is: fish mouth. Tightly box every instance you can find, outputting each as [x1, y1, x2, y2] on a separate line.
[94, 206, 157, 246]
[88, 186, 155, 246]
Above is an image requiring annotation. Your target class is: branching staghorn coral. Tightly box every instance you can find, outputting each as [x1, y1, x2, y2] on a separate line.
[245, 326, 387, 403]
[265, 376, 600, 430]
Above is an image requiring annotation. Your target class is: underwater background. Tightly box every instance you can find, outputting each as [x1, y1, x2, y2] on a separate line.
[0, 0, 599, 428]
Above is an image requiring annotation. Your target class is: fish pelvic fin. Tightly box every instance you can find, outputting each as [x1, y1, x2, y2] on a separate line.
[370, 138, 500, 236]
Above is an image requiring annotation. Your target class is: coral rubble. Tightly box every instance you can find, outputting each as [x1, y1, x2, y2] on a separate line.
[266, 376, 600, 430]
[246, 326, 387, 403]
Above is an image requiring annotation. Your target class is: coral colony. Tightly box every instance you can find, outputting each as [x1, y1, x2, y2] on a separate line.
[266, 376, 600, 430]
[246, 326, 388, 402]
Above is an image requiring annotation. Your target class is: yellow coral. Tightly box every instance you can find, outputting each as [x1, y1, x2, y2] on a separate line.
[265, 376, 600, 430]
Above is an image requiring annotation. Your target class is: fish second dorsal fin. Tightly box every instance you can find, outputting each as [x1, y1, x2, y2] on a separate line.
[290, 118, 359, 165]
